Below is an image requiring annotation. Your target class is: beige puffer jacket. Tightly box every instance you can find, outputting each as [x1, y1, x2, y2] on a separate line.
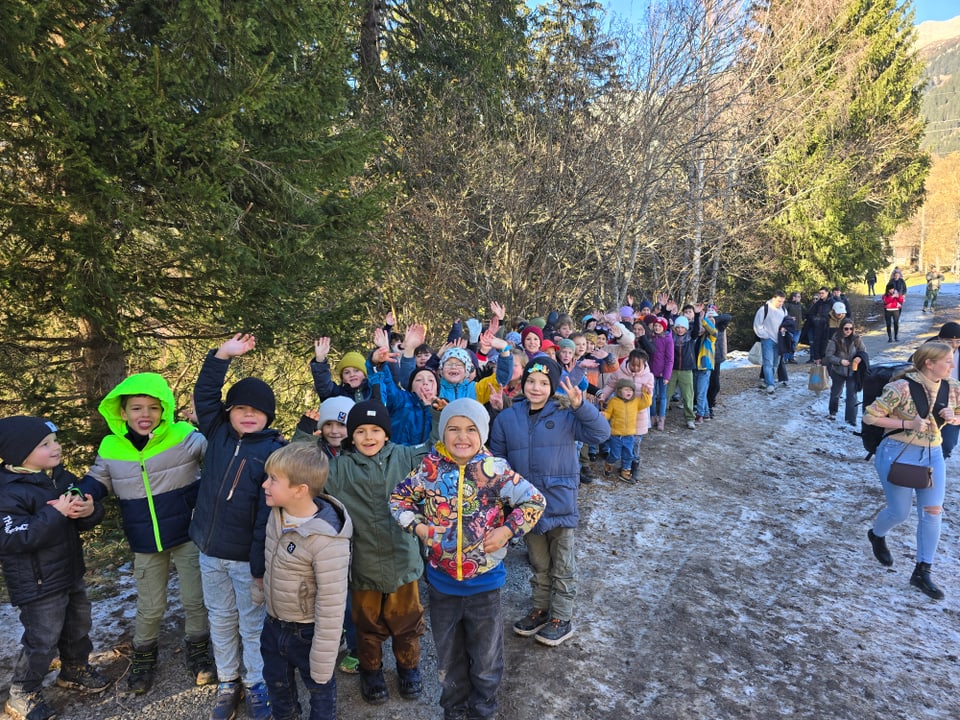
[263, 494, 353, 683]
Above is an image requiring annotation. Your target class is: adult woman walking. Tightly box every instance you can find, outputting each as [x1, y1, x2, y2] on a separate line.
[863, 343, 960, 600]
[825, 320, 866, 426]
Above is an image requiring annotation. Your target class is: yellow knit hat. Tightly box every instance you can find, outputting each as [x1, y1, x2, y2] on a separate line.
[335, 352, 367, 381]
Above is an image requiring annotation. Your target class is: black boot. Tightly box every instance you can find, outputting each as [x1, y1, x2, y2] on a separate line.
[184, 635, 217, 686]
[359, 667, 389, 704]
[126, 643, 158, 696]
[910, 562, 945, 600]
[397, 665, 423, 699]
[867, 529, 893, 567]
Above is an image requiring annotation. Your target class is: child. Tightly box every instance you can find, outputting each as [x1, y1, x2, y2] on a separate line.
[390, 399, 546, 719]
[695, 310, 720, 422]
[311, 337, 372, 402]
[0, 417, 109, 720]
[326, 400, 429, 704]
[82, 373, 213, 695]
[489, 358, 610, 646]
[666, 316, 697, 430]
[191, 333, 286, 720]
[438, 342, 513, 402]
[647, 317, 674, 431]
[601, 379, 650, 483]
[260, 443, 352, 720]
[599, 350, 654, 481]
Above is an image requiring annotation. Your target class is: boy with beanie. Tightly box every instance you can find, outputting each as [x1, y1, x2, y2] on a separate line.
[666, 316, 697, 430]
[81, 372, 213, 695]
[602, 378, 650, 483]
[311, 337, 373, 403]
[438, 339, 513, 402]
[390, 398, 546, 720]
[260, 442, 353, 720]
[0, 417, 109, 720]
[191, 333, 286, 720]
[325, 400, 430, 704]
[489, 358, 610, 647]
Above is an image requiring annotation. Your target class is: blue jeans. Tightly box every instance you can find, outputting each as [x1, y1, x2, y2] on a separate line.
[429, 585, 503, 720]
[11, 578, 93, 694]
[942, 423, 959, 459]
[200, 552, 266, 685]
[783, 330, 801, 362]
[872, 438, 946, 564]
[607, 435, 634, 470]
[694, 370, 711, 417]
[653, 377, 669, 418]
[760, 338, 779, 388]
[261, 615, 336, 720]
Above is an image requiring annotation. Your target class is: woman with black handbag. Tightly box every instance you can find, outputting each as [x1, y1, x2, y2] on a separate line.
[825, 320, 866, 426]
[863, 343, 960, 600]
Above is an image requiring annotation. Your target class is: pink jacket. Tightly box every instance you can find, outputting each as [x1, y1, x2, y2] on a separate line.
[599, 364, 655, 435]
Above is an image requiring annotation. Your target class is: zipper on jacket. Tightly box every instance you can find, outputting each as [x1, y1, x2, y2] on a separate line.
[226, 458, 247, 501]
[223, 438, 243, 501]
[139, 454, 164, 552]
[456, 464, 465, 581]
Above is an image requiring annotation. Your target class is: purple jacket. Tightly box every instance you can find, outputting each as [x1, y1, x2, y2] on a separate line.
[648, 334, 675, 381]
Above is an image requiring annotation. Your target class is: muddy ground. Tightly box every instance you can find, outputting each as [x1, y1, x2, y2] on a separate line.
[3, 286, 960, 719]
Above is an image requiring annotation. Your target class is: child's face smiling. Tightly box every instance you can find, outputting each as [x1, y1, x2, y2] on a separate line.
[321, 420, 347, 448]
[441, 359, 467, 384]
[341, 367, 365, 389]
[229, 405, 268, 436]
[524, 372, 552, 409]
[262, 470, 301, 508]
[121, 395, 163, 435]
[21, 432, 61, 471]
[353, 424, 387, 456]
[523, 333, 541, 353]
[443, 417, 483, 465]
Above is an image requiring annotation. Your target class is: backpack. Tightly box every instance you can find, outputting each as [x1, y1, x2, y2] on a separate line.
[857, 363, 949, 459]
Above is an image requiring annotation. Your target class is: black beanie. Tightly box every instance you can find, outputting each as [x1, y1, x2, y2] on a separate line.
[522, 356, 562, 396]
[225, 377, 276, 425]
[0, 416, 59, 467]
[347, 399, 392, 440]
[938, 322, 960, 341]
[406, 366, 439, 393]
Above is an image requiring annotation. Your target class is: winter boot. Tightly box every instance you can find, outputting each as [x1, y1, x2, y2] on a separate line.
[397, 665, 423, 699]
[867, 529, 893, 567]
[910, 562, 945, 600]
[603, 463, 614, 477]
[618, 468, 636, 484]
[5, 688, 57, 720]
[56, 663, 110, 693]
[124, 643, 158, 696]
[359, 666, 389, 704]
[185, 635, 217, 686]
[630, 460, 642, 483]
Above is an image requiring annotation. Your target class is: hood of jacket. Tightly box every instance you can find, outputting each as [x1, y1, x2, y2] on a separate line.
[98, 373, 196, 458]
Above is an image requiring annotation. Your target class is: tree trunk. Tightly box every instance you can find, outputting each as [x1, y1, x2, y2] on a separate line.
[77, 318, 127, 426]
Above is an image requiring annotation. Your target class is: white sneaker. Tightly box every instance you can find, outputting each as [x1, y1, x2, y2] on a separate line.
[765, 385, 775, 394]
[686, 420, 696, 430]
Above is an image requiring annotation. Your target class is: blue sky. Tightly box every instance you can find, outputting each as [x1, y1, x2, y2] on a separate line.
[598, 0, 958, 25]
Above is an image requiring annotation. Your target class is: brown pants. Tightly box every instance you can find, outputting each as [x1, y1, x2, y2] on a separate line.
[351, 580, 425, 672]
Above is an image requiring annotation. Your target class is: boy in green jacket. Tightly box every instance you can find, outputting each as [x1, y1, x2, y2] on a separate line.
[325, 400, 428, 705]
[82, 372, 213, 695]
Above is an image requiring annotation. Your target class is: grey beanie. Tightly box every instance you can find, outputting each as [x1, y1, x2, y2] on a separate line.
[439, 398, 490, 446]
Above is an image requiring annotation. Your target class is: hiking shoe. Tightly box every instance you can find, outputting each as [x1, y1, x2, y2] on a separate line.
[244, 682, 271, 720]
[579, 467, 594, 485]
[513, 608, 549, 637]
[868, 529, 893, 567]
[359, 667, 389, 704]
[185, 636, 217, 686]
[618, 468, 637, 484]
[209, 680, 243, 720]
[397, 665, 423, 699]
[125, 643, 158, 696]
[5, 690, 57, 720]
[535, 619, 574, 646]
[56, 663, 110, 693]
[910, 562, 945, 600]
[338, 653, 360, 674]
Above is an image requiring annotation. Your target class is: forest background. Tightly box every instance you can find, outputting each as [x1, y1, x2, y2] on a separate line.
[0, 0, 949, 451]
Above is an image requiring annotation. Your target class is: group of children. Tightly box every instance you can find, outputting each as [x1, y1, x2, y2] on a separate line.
[1, 295, 732, 720]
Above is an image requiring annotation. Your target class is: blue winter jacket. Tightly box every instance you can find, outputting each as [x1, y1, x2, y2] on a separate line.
[367, 360, 434, 446]
[189, 351, 286, 578]
[489, 398, 610, 533]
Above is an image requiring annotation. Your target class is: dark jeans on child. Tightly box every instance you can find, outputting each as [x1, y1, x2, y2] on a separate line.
[11, 577, 93, 695]
[261, 615, 336, 720]
[429, 585, 503, 720]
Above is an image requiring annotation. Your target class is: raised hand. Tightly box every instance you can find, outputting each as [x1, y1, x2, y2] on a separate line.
[371, 346, 398, 365]
[373, 327, 390, 349]
[404, 323, 426, 349]
[314, 337, 331, 363]
[217, 333, 257, 360]
[560, 376, 582, 408]
[490, 301, 506, 320]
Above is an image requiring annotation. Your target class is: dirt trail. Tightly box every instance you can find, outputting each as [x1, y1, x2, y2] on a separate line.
[3, 286, 960, 719]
